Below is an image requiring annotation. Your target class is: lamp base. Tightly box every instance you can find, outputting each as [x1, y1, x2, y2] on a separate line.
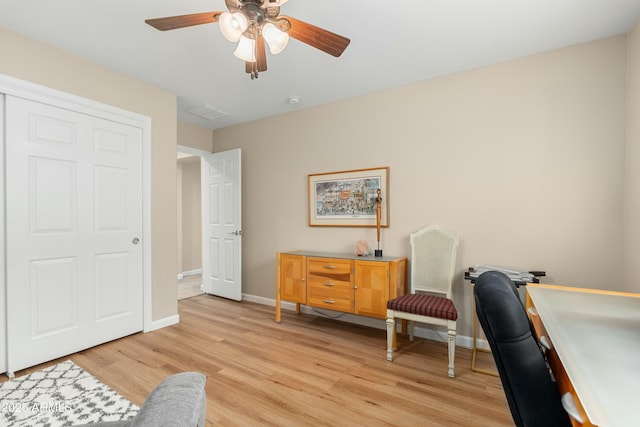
[374, 249, 383, 257]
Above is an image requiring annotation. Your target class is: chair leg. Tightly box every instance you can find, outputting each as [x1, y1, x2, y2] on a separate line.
[408, 320, 415, 342]
[386, 316, 395, 361]
[447, 327, 456, 378]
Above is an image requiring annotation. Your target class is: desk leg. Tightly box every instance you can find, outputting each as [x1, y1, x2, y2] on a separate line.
[471, 296, 498, 376]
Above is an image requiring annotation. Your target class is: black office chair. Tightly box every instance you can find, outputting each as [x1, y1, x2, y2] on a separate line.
[474, 271, 571, 427]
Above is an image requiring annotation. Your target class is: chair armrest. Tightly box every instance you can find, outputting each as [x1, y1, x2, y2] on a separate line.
[132, 372, 206, 427]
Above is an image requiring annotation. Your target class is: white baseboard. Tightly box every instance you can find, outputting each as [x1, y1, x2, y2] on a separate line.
[147, 314, 180, 332]
[177, 269, 202, 280]
[242, 293, 275, 306]
[242, 294, 487, 350]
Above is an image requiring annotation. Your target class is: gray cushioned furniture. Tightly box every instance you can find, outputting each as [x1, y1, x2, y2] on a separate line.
[74, 372, 207, 427]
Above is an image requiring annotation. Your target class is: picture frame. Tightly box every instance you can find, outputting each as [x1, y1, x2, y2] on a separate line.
[308, 167, 389, 227]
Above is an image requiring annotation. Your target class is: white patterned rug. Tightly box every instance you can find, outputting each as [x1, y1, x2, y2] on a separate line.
[0, 360, 138, 426]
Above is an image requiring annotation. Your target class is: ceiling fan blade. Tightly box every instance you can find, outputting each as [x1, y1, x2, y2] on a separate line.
[145, 11, 223, 31]
[282, 16, 350, 57]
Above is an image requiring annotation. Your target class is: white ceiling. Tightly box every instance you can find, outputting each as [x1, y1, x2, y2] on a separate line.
[2, 1, 639, 130]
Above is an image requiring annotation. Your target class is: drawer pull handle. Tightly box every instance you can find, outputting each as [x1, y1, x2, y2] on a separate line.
[527, 307, 538, 316]
[323, 299, 335, 304]
[324, 265, 336, 269]
[323, 282, 335, 287]
[540, 335, 552, 351]
[561, 392, 584, 423]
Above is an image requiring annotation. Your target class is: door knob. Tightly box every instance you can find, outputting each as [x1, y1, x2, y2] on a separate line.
[132, 237, 140, 245]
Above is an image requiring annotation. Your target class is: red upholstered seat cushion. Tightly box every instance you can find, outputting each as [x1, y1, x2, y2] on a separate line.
[387, 294, 458, 321]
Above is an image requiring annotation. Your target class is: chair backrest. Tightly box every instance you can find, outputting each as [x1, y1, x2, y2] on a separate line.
[410, 225, 458, 298]
[474, 271, 571, 427]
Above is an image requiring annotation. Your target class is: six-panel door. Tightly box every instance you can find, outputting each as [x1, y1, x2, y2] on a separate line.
[5, 95, 144, 374]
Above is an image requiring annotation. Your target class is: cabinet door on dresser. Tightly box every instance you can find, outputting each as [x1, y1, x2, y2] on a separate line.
[280, 254, 306, 303]
[354, 261, 390, 318]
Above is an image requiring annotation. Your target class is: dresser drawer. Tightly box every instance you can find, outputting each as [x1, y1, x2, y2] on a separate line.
[308, 294, 353, 312]
[308, 258, 353, 279]
[308, 277, 353, 300]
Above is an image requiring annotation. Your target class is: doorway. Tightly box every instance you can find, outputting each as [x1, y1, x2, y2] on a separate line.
[177, 147, 205, 299]
[176, 147, 242, 301]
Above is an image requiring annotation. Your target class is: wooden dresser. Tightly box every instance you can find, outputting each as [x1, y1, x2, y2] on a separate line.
[275, 251, 407, 322]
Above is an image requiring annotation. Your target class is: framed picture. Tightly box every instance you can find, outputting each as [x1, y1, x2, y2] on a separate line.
[308, 167, 389, 227]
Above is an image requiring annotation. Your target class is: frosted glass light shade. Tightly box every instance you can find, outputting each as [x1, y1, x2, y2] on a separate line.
[219, 12, 248, 42]
[262, 23, 289, 54]
[263, 0, 288, 6]
[234, 36, 255, 62]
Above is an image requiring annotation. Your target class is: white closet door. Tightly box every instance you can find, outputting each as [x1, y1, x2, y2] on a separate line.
[5, 95, 144, 374]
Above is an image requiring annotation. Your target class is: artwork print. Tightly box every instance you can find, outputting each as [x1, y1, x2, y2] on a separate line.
[308, 167, 389, 227]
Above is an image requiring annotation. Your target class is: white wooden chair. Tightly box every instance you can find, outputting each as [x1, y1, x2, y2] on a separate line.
[386, 225, 459, 378]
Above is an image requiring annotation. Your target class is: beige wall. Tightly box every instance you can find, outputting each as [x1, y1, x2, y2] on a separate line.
[213, 36, 628, 337]
[2, 24, 634, 338]
[178, 157, 202, 273]
[178, 120, 214, 153]
[0, 28, 179, 321]
[624, 20, 640, 293]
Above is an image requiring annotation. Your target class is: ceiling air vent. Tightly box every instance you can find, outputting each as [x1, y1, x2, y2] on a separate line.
[186, 103, 228, 122]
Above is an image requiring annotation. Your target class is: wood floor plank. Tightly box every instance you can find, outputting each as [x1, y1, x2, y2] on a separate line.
[1, 294, 512, 426]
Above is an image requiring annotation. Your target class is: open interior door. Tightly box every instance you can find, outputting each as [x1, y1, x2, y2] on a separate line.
[201, 149, 242, 301]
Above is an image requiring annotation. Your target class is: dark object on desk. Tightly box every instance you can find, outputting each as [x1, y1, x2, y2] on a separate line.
[474, 271, 571, 427]
[465, 268, 543, 287]
[528, 271, 546, 277]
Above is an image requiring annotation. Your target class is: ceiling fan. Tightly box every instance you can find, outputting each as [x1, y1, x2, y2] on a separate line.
[145, 0, 351, 79]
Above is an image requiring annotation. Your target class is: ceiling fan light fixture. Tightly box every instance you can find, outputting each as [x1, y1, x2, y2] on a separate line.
[262, 23, 289, 54]
[234, 35, 256, 62]
[264, 0, 288, 6]
[219, 12, 248, 42]
[145, 1, 350, 79]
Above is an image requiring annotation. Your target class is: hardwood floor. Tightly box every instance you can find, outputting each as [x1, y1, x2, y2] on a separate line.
[178, 273, 204, 300]
[2, 295, 512, 426]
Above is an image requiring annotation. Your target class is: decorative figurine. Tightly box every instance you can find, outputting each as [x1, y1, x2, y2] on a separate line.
[356, 239, 369, 256]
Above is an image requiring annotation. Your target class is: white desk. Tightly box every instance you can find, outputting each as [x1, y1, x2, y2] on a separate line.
[526, 284, 640, 427]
